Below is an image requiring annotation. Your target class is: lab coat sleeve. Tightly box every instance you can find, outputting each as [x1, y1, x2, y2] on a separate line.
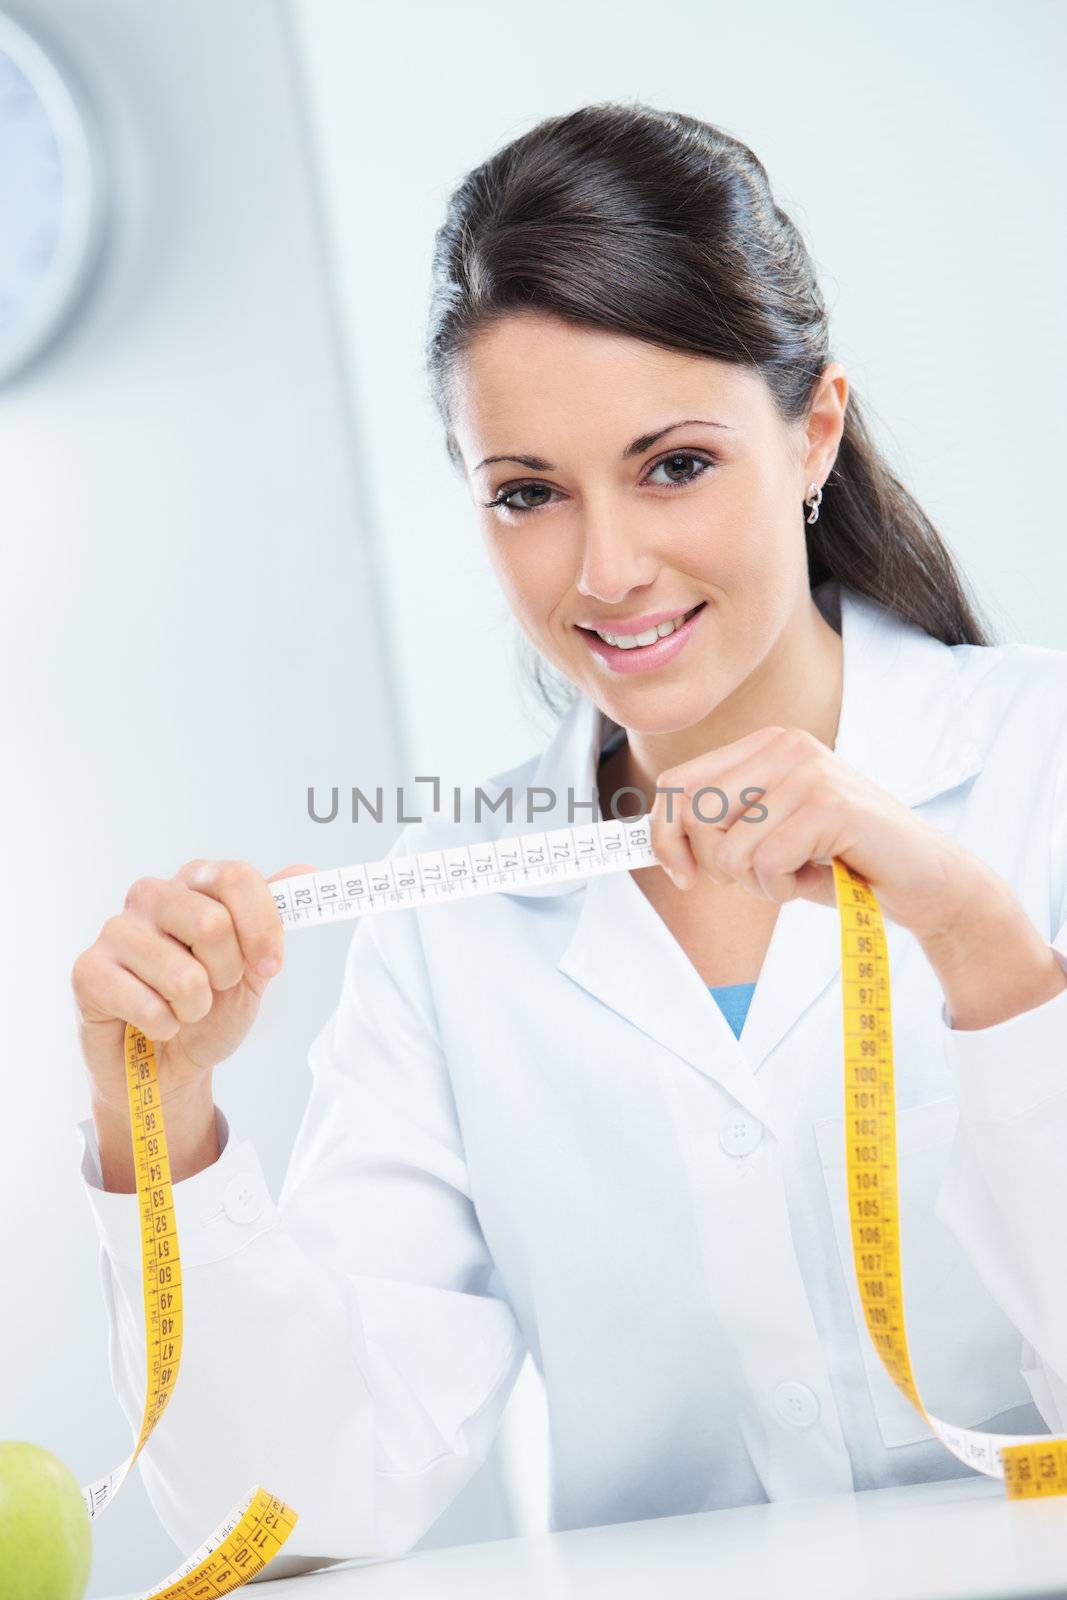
[76, 883, 526, 1575]
[934, 737, 1067, 1436]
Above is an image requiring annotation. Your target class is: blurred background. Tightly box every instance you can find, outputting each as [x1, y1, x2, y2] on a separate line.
[0, 0, 1064, 1592]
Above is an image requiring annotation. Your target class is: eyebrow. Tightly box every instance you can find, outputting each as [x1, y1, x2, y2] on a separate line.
[473, 418, 735, 475]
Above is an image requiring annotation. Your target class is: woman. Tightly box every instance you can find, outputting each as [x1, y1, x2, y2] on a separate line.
[72, 103, 1067, 1569]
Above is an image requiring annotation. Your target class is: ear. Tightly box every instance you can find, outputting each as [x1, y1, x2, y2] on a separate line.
[803, 361, 849, 486]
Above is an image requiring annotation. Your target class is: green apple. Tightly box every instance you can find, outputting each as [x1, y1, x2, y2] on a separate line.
[0, 1441, 92, 1600]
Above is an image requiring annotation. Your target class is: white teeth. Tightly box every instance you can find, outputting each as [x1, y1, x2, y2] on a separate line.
[595, 606, 698, 649]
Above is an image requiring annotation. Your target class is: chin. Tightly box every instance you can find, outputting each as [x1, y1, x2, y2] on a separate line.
[597, 687, 720, 737]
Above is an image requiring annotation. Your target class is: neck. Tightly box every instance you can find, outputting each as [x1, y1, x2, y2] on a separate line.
[602, 597, 844, 817]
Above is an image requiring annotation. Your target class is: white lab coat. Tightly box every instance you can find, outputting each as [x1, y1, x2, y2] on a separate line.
[77, 578, 1067, 1577]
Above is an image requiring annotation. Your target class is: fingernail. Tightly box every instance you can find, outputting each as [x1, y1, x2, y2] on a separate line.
[256, 954, 281, 978]
[665, 866, 682, 889]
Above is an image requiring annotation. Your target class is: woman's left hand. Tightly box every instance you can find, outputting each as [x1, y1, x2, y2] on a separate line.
[649, 725, 997, 944]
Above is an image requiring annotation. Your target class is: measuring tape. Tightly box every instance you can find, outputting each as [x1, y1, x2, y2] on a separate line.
[831, 858, 1067, 1498]
[78, 1024, 298, 1595]
[81, 819, 1064, 1596]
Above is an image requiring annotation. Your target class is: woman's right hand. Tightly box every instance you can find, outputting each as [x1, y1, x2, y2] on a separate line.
[71, 858, 315, 1117]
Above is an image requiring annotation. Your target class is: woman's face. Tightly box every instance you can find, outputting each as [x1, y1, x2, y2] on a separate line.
[451, 312, 847, 736]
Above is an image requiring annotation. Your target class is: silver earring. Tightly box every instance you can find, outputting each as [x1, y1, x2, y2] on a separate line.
[805, 481, 822, 525]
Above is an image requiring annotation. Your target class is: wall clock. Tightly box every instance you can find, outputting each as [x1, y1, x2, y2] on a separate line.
[0, 11, 105, 385]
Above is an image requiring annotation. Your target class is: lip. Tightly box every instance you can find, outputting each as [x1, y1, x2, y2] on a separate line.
[578, 601, 707, 675]
[575, 605, 703, 636]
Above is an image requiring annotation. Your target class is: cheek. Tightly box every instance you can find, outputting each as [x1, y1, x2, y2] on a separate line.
[664, 496, 759, 580]
[672, 466, 796, 573]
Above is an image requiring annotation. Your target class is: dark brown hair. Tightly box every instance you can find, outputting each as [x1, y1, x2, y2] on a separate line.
[425, 100, 994, 715]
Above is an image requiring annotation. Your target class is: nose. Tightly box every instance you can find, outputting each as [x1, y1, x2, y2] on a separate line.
[575, 503, 660, 603]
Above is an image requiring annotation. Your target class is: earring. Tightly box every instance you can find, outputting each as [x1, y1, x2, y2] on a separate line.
[805, 481, 823, 525]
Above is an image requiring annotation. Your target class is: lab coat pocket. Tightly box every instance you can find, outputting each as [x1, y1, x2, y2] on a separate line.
[814, 1096, 1032, 1449]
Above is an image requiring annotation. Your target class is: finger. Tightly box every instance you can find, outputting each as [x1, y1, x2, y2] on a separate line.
[74, 943, 181, 1040]
[110, 972, 183, 1040]
[173, 859, 286, 979]
[723, 780, 840, 906]
[94, 916, 214, 1029]
[653, 729, 796, 889]
[746, 805, 824, 904]
[123, 874, 246, 992]
[681, 728, 827, 828]
[648, 781, 703, 889]
[655, 775, 777, 891]
[689, 766, 810, 896]
[679, 737, 830, 890]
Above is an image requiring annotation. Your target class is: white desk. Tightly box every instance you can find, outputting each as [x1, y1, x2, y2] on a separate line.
[108, 1475, 1067, 1600]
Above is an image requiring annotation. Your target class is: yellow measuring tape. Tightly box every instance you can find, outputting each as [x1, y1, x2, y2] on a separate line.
[77, 1025, 298, 1594]
[78, 848, 1065, 1594]
[831, 858, 1067, 1499]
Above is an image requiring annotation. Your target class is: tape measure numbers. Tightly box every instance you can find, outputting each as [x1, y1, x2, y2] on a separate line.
[78, 1026, 298, 1596]
[832, 859, 1067, 1498]
[79, 819, 1064, 1595]
[268, 817, 660, 928]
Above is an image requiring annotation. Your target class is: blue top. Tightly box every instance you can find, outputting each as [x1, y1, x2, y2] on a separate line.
[707, 981, 756, 1039]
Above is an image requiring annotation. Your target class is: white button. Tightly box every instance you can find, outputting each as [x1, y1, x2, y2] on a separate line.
[719, 1112, 763, 1157]
[774, 1380, 821, 1428]
[223, 1174, 264, 1225]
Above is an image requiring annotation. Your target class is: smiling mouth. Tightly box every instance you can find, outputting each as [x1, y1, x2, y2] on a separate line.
[576, 601, 706, 650]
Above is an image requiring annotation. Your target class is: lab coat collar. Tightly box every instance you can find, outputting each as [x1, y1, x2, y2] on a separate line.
[484, 581, 985, 1120]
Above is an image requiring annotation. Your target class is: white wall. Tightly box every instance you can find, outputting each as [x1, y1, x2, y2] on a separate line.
[0, 1, 411, 1593]
[4, 0, 1065, 1594]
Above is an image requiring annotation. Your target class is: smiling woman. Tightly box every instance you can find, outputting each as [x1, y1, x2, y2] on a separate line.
[75, 97, 1067, 1575]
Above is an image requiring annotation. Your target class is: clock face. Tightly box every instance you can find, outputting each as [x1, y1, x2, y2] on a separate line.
[0, 12, 104, 385]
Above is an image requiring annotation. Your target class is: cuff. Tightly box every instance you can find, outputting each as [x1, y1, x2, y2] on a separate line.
[941, 938, 1067, 1123]
[76, 1108, 278, 1268]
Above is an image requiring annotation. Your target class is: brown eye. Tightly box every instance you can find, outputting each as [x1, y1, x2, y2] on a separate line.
[647, 451, 714, 489]
[509, 485, 553, 510]
[486, 482, 560, 516]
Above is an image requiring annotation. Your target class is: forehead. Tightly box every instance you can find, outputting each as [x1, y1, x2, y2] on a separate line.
[450, 312, 769, 464]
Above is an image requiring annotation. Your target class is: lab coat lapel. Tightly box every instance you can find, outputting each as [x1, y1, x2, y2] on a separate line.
[556, 865, 774, 1124]
[494, 581, 985, 1110]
